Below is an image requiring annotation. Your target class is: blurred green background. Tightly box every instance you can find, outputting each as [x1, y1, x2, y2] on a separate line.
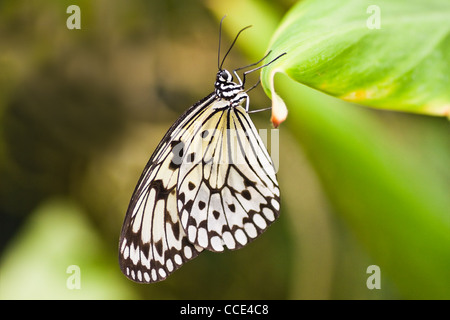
[0, 0, 449, 299]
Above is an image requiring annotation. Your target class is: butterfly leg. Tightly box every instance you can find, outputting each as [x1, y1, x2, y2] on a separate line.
[247, 106, 272, 114]
[245, 79, 261, 93]
[233, 51, 272, 87]
[241, 52, 287, 88]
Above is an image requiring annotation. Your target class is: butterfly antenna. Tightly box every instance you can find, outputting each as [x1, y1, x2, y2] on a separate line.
[217, 15, 227, 70]
[219, 24, 252, 70]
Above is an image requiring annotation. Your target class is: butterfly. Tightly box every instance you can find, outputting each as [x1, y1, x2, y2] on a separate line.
[119, 18, 285, 283]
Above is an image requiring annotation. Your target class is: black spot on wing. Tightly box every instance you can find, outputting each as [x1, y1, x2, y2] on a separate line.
[212, 210, 220, 219]
[198, 220, 208, 229]
[155, 239, 163, 257]
[241, 190, 251, 200]
[243, 177, 255, 188]
[150, 179, 170, 201]
[140, 241, 151, 260]
[184, 200, 194, 213]
[188, 216, 197, 227]
[171, 221, 181, 241]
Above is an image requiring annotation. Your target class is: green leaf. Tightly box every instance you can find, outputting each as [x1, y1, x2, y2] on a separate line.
[208, 0, 450, 298]
[261, 0, 450, 121]
[276, 74, 450, 299]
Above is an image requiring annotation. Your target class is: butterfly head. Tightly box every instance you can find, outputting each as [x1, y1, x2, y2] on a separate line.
[214, 69, 244, 103]
[217, 69, 233, 83]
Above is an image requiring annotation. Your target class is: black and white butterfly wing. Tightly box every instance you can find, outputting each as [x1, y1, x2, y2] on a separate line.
[177, 101, 280, 252]
[119, 36, 285, 282]
[119, 94, 217, 283]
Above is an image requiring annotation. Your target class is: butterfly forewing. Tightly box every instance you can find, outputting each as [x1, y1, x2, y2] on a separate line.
[119, 94, 216, 283]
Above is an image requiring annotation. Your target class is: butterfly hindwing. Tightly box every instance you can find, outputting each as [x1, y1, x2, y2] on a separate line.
[177, 103, 280, 252]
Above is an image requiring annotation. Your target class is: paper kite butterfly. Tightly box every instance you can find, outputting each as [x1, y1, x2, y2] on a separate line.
[119, 17, 285, 283]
